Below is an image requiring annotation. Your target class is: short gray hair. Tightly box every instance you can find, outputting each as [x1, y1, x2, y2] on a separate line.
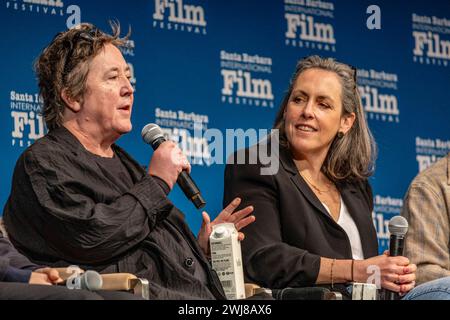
[35, 22, 129, 130]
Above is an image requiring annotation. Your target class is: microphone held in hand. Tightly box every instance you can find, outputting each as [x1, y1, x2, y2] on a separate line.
[141, 123, 206, 209]
[388, 216, 408, 257]
[384, 215, 409, 300]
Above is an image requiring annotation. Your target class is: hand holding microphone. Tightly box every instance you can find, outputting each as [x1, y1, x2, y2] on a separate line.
[142, 123, 206, 209]
[148, 140, 191, 190]
[30, 267, 103, 292]
[384, 216, 416, 300]
[353, 216, 416, 299]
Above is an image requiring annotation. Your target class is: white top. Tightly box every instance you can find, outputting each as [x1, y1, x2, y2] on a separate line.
[321, 198, 364, 260]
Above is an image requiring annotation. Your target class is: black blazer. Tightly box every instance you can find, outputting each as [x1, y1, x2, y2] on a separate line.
[223, 144, 378, 290]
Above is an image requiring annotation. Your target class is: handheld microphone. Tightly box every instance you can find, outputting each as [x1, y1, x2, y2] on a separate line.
[141, 123, 206, 209]
[384, 216, 409, 300]
[66, 270, 103, 291]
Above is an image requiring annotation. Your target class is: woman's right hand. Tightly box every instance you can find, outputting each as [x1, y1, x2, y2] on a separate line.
[354, 251, 416, 294]
[148, 141, 191, 190]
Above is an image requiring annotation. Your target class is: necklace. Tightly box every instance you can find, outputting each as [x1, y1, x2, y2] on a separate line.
[299, 172, 333, 195]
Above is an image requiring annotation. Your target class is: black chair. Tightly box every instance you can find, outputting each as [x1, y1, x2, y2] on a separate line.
[245, 284, 342, 300]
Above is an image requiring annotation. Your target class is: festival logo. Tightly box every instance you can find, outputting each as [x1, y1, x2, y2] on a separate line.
[372, 195, 404, 252]
[154, 107, 210, 166]
[415, 136, 450, 172]
[412, 13, 450, 67]
[10, 90, 46, 148]
[220, 50, 274, 108]
[284, 0, 336, 51]
[357, 68, 400, 123]
[152, 0, 207, 35]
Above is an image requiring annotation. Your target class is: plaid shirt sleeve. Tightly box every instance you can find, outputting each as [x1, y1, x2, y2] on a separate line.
[402, 166, 450, 285]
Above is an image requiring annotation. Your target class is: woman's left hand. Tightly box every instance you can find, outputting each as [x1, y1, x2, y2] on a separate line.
[381, 250, 417, 295]
[197, 197, 255, 257]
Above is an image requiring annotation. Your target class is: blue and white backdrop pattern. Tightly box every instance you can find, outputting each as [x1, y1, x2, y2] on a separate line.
[2, 0, 450, 252]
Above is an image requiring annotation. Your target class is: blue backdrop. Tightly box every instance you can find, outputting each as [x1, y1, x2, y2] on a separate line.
[2, 0, 450, 253]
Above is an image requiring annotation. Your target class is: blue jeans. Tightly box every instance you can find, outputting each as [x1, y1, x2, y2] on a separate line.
[402, 276, 450, 300]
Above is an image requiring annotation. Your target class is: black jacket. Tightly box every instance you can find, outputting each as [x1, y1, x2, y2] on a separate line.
[3, 126, 225, 300]
[223, 143, 378, 292]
